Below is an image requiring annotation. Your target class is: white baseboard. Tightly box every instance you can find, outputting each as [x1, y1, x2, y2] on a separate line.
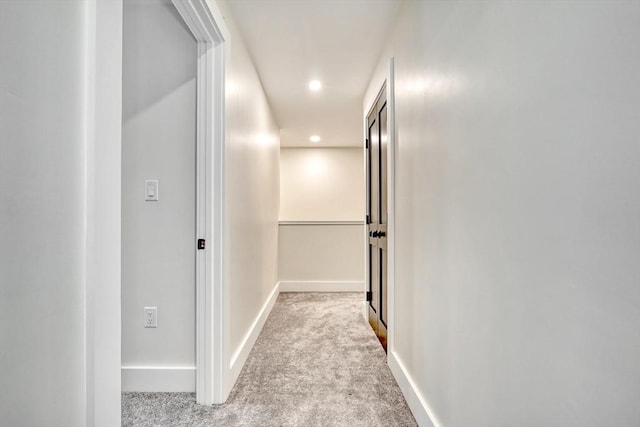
[279, 280, 364, 292]
[361, 300, 368, 321]
[227, 281, 281, 395]
[121, 366, 196, 392]
[388, 351, 441, 427]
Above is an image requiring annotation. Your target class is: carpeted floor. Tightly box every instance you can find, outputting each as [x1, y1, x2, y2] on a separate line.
[122, 293, 417, 426]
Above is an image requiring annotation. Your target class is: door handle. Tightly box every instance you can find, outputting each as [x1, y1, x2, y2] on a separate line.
[378, 231, 386, 237]
[370, 231, 380, 238]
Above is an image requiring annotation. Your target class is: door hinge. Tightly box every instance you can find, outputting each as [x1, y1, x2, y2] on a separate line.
[366, 291, 372, 302]
[365, 138, 369, 149]
[197, 239, 206, 250]
[366, 214, 370, 224]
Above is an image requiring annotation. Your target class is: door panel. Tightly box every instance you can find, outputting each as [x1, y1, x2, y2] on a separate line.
[366, 85, 388, 351]
[380, 103, 388, 225]
[368, 120, 379, 225]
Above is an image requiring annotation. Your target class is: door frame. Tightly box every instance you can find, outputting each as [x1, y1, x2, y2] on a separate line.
[85, 0, 230, 422]
[171, 0, 229, 405]
[365, 82, 388, 348]
[363, 58, 396, 353]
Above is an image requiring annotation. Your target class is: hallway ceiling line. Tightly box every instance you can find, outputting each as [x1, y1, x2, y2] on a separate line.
[227, 0, 403, 148]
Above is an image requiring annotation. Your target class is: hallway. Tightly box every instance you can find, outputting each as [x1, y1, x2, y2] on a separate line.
[122, 293, 416, 426]
[3, 0, 639, 425]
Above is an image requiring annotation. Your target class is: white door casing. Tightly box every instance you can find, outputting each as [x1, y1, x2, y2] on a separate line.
[171, 0, 229, 405]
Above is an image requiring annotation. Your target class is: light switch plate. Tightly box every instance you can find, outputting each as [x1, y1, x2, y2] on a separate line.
[145, 180, 159, 201]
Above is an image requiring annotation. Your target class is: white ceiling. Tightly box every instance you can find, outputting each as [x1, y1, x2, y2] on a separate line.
[226, 0, 402, 148]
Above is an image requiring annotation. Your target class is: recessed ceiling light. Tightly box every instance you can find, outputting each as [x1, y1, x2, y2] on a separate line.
[310, 135, 321, 143]
[308, 80, 322, 91]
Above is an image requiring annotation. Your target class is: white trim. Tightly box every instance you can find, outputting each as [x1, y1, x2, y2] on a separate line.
[227, 282, 281, 394]
[121, 366, 196, 392]
[279, 281, 364, 292]
[171, 0, 229, 405]
[388, 351, 441, 427]
[85, 2, 97, 422]
[361, 301, 368, 321]
[362, 91, 370, 330]
[85, 1, 122, 425]
[387, 58, 396, 352]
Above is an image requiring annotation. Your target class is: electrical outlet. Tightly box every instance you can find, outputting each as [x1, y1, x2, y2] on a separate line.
[144, 307, 157, 328]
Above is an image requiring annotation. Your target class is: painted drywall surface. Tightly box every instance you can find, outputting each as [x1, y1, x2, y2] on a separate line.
[217, 0, 281, 361]
[280, 148, 365, 221]
[278, 147, 365, 283]
[365, 1, 640, 426]
[0, 2, 86, 425]
[278, 225, 364, 282]
[122, 0, 197, 370]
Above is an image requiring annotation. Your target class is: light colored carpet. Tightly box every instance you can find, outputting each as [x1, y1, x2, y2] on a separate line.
[122, 293, 417, 426]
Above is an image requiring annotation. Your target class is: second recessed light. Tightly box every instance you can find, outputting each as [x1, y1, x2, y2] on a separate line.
[310, 135, 321, 143]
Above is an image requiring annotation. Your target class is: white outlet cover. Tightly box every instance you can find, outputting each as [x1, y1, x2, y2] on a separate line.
[144, 306, 158, 328]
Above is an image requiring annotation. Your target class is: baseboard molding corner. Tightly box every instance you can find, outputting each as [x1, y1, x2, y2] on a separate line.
[121, 366, 196, 392]
[361, 300, 368, 321]
[227, 281, 281, 394]
[388, 351, 441, 427]
[279, 280, 364, 292]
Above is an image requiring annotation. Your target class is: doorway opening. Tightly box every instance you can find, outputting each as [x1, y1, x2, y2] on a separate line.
[120, 0, 228, 406]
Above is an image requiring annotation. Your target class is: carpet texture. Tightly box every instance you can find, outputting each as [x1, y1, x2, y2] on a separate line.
[122, 293, 417, 426]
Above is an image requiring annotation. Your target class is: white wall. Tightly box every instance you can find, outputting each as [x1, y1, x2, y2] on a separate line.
[1, 1, 123, 425]
[280, 148, 364, 221]
[278, 148, 365, 287]
[278, 225, 364, 283]
[0, 4, 86, 424]
[216, 0, 281, 371]
[366, 2, 640, 426]
[121, 0, 197, 387]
